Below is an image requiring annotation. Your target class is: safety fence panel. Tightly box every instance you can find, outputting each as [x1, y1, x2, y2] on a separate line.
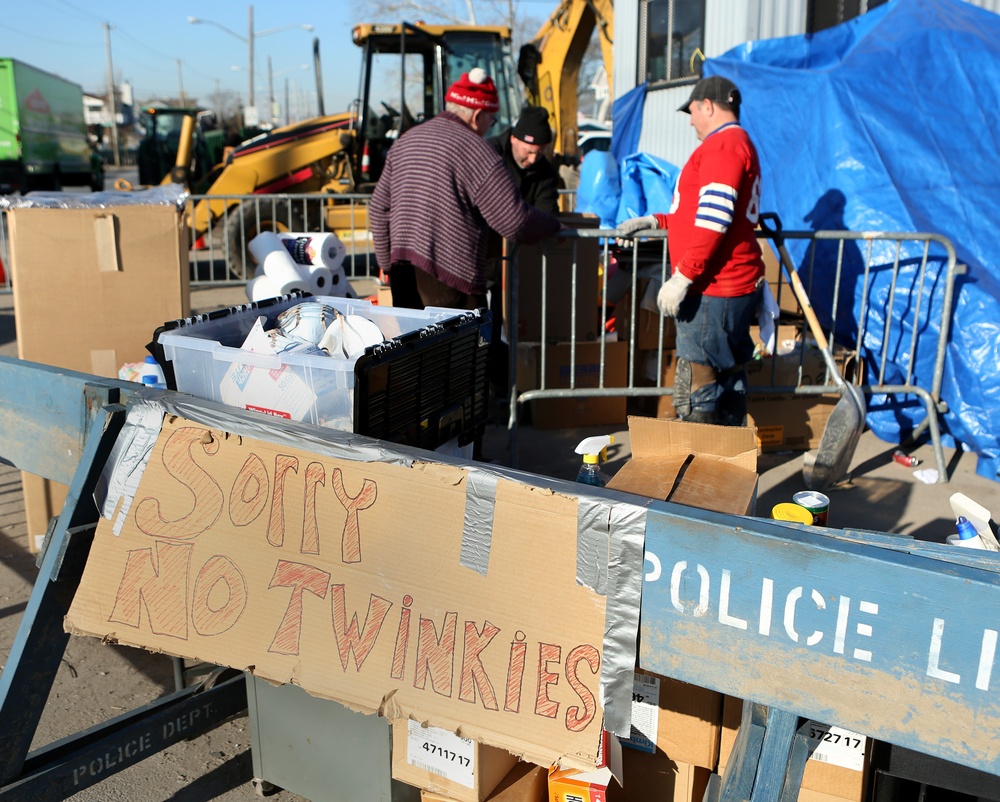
[182, 192, 379, 290]
[506, 227, 960, 484]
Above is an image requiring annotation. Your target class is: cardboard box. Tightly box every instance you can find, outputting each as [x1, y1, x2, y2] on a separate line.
[606, 751, 710, 802]
[547, 732, 622, 802]
[67, 414, 613, 772]
[511, 214, 601, 343]
[420, 763, 548, 802]
[761, 241, 802, 316]
[8, 204, 190, 551]
[393, 720, 519, 802]
[631, 348, 679, 419]
[747, 393, 839, 453]
[606, 417, 758, 517]
[613, 279, 676, 352]
[521, 341, 629, 430]
[748, 323, 860, 389]
[719, 697, 871, 802]
[620, 669, 722, 770]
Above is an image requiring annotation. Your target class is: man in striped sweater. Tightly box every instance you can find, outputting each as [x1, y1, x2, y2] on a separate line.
[369, 68, 561, 311]
[618, 75, 765, 426]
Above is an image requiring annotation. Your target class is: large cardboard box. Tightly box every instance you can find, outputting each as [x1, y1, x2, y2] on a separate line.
[620, 669, 722, 770]
[66, 414, 618, 772]
[606, 417, 759, 518]
[520, 341, 629, 430]
[631, 348, 679, 419]
[607, 751, 711, 802]
[393, 720, 519, 802]
[420, 762, 548, 802]
[747, 393, 838, 453]
[747, 323, 860, 389]
[512, 214, 601, 343]
[761, 241, 802, 316]
[719, 697, 871, 802]
[8, 204, 190, 551]
[613, 279, 676, 352]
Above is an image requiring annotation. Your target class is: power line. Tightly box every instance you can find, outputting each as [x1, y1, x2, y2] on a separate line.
[0, 20, 97, 48]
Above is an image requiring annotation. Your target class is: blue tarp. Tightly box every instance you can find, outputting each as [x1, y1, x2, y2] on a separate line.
[707, 0, 1000, 481]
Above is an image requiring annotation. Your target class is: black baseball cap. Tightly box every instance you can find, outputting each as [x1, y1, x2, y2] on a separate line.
[678, 75, 741, 114]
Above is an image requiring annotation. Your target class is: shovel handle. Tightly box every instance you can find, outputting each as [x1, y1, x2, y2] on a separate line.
[758, 213, 831, 352]
[759, 213, 844, 387]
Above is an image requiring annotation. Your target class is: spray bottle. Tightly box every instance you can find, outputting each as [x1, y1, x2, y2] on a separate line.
[947, 515, 986, 550]
[575, 435, 614, 487]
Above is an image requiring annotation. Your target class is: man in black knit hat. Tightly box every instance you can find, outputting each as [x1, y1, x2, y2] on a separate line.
[487, 105, 561, 215]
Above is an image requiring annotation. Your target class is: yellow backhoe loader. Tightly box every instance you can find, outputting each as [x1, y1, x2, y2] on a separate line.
[184, 22, 522, 276]
[176, 4, 611, 277]
[518, 0, 614, 163]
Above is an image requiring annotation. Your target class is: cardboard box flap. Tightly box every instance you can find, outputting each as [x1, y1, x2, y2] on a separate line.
[667, 457, 756, 517]
[625, 416, 757, 472]
[605, 455, 689, 502]
[606, 455, 756, 518]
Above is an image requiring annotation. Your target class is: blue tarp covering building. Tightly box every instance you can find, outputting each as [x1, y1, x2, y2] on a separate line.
[702, 0, 1000, 480]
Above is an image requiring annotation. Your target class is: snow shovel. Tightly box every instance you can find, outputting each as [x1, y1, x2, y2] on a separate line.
[758, 214, 866, 490]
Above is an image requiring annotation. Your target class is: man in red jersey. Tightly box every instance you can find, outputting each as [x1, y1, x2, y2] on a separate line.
[618, 75, 765, 426]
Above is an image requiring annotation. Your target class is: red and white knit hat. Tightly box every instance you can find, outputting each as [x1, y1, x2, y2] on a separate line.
[445, 68, 500, 113]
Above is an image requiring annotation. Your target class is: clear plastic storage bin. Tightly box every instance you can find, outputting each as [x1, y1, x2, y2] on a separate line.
[153, 293, 489, 445]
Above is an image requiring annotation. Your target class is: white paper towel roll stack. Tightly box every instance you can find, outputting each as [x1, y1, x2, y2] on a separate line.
[278, 232, 347, 270]
[306, 266, 335, 295]
[247, 231, 310, 298]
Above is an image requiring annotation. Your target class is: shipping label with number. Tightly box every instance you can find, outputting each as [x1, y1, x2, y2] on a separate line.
[406, 720, 476, 788]
[800, 720, 867, 771]
[620, 672, 659, 754]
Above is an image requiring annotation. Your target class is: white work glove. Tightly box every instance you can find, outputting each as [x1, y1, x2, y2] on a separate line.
[615, 215, 659, 246]
[657, 272, 694, 317]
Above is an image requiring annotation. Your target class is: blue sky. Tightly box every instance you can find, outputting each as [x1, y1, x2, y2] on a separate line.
[2, 1, 360, 114]
[1, 1, 554, 117]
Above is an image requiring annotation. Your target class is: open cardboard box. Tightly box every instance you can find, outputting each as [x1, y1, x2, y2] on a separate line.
[606, 417, 758, 517]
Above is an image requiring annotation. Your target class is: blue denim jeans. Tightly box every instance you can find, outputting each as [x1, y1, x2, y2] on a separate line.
[674, 286, 762, 425]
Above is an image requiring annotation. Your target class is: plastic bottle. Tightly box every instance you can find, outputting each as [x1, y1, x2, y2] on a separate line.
[575, 435, 614, 487]
[140, 355, 167, 389]
[946, 515, 985, 549]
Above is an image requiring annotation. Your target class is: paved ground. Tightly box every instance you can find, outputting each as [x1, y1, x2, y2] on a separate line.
[1, 246, 999, 800]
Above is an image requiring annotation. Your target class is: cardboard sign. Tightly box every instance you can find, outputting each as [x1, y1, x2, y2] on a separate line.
[66, 415, 610, 769]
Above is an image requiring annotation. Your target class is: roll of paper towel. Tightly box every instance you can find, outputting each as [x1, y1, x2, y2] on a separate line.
[307, 266, 335, 295]
[278, 232, 347, 269]
[249, 231, 309, 294]
[246, 274, 282, 302]
[324, 263, 357, 298]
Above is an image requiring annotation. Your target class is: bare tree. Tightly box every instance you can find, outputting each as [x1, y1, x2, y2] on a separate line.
[352, 0, 479, 25]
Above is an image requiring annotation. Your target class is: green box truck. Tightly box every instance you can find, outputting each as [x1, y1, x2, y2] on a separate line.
[0, 58, 104, 193]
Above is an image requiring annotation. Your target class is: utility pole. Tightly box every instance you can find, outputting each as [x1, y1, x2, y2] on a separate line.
[103, 21, 121, 167]
[267, 56, 275, 126]
[313, 37, 324, 116]
[285, 77, 290, 125]
[176, 59, 187, 107]
[247, 4, 255, 124]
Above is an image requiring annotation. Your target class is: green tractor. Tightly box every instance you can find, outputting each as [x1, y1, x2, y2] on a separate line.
[136, 106, 224, 188]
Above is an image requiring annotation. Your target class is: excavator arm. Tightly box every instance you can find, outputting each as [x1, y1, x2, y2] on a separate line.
[519, 0, 614, 161]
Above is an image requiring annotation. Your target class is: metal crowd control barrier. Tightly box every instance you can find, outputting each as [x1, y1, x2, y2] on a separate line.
[3, 358, 1000, 799]
[181, 192, 378, 288]
[506, 226, 961, 484]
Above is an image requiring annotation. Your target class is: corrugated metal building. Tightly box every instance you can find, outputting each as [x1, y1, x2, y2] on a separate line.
[614, 0, 998, 168]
